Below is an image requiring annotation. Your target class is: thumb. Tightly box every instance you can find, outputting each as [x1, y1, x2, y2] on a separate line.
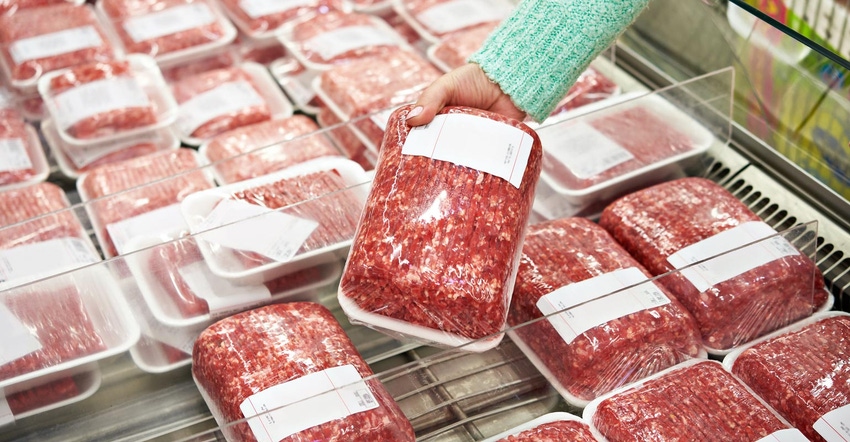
[404, 75, 452, 127]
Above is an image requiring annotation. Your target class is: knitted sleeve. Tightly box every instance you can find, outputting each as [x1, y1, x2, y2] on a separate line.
[468, 0, 650, 122]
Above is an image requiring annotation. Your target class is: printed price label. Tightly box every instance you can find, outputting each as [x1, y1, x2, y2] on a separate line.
[756, 429, 812, 442]
[239, 0, 313, 19]
[0, 304, 42, 366]
[177, 81, 265, 137]
[178, 261, 271, 316]
[106, 204, 187, 255]
[9, 26, 103, 65]
[416, 0, 507, 34]
[124, 3, 216, 42]
[402, 113, 533, 188]
[0, 237, 99, 290]
[537, 267, 670, 344]
[0, 138, 32, 172]
[305, 25, 398, 61]
[539, 122, 634, 179]
[197, 199, 318, 263]
[814, 403, 850, 442]
[240, 365, 379, 442]
[53, 77, 151, 131]
[667, 221, 801, 293]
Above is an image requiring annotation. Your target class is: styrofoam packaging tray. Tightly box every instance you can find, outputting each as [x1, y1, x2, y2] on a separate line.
[269, 56, 321, 115]
[0, 265, 141, 392]
[43, 118, 180, 180]
[125, 234, 342, 328]
[352, 0, 393, 14]
[277, 12, 415, 72]
[425, 43, 453, 74]
[0, 123, 49, 192]
[129, 335, 191, 374]
[535, 91, 715, 206]
[181, 156, 369, 285]
[176, 62, 294, 146]
[223, 0, 354, 41]
[481, 412, 597, 442]
[37, 54, 178, 147]
[95, 0, 238, 67]
[390, 0, 513, 44]
[8, 362, 101, 423]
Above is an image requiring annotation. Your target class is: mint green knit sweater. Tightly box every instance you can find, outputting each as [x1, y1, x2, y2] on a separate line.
[469, 0, 650, 122]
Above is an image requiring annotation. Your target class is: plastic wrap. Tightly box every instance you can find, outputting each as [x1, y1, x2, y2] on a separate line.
[236, 35, 287, 66]
[426, 22, 497, 72]
[485, 412, 599, 442]
[200, 115, 342, 184]
[0, 110, 48, 190]
[130, 335, 191, 374]
[392, 0, 513, 43]
[39, 56, 177, 144]
[353, 0, 392, 14]
[725, 312, 850, 442]
[0, 4, 117, 89]
[547, 67, 620, 117]
[77, 148, 214, 257]
[192, 302, 415, 442]
[338, 105, 542, 351]
[97, 0, 236, 64]
[316, 105, 375, 170]
[586, 360, 800, 440]
[280, 11, 408, 70]
[598, 177, 828, 353]
[171, 64, 293, 144]
[270, 56, 323, 114]
[217, 0, 349, 40]
[159, 47, 238, 83]
[508, 217, 703, 406]
[0, 0, 81, 15]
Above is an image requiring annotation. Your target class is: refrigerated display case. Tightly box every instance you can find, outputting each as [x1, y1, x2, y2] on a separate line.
[0, 0, 848, 441]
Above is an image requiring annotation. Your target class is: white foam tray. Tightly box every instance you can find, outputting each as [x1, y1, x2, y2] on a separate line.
[0, 123, 49, 193]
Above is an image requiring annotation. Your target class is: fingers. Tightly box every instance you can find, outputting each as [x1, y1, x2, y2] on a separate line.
[405, 73, 453, 126]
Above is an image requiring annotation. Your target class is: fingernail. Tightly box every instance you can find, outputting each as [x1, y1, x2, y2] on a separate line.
[406, 106, 423, 119]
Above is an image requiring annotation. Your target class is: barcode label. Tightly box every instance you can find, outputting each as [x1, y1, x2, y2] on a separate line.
[304, 25, 398, 61]
[0, 237, 99, 290]
[0, 138, 32, 172]
[10, 26, 103, 64]
[416, 0, 507, 34]
[53, 77, 150, 131]
[814, 403, 850, 442]
[123, 3, 216, 42]
[177, 81, 265, 137]
[539, 122, 634, 179]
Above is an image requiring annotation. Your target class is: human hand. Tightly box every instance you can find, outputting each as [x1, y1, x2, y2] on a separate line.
[405, 63, 525, 126]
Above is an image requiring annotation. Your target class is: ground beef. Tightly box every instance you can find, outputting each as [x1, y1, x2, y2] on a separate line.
[0, 182, 84, 250]
[7, 376, 79, 415]
[204, 115, 342, 184]
[591, 361, 790, 441]
[730, 314, 850, 442]
[0, 111, 40, 187]
[498, 419, 598, 442]
[339, 105, 542, 344]
[599, 177, 828, 351]
[510, 217, 702, 402]
[46, 60, 157, 140]
[217, 0, 345, 37]
[429, 22, 497, 70]
[317, 106, 375, 171]
[0, 0, 74, 15]
[78, 148, 213, 257]
[237, 38, 287, 66]
[192, 302, 415, 442]
[159, 49, 238, 83]
[287, 11, 403, 66]
[548, 66, 619, 115]
[271, 56, 325, 112]
[0, 4, 115, 83]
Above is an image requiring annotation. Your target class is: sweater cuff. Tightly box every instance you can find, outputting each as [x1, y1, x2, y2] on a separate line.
[469, 0, 650, 122]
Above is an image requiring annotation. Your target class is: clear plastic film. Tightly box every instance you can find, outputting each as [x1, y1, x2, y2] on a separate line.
[217, 0, 349, 40]
[235, 35, 287, 66]
[725, 312, 850, 442]
[3, 363, 100, 420]
[484, 412, 599, 442]
[191, 302, 415, 442]
[200, 114, 344, 184]
[392, 0, 514, 43]
[270, 55, 324, 114]
[0, 110, 47, 189]
[338, 105, 543, 351]
[316, 105, 376, 170]
[508, 217, 703, 406]
[598, 177, 828, 354]
[426, 22, 498, 72]
[0, 0, 81, 16]
[0, 3, 117, 88]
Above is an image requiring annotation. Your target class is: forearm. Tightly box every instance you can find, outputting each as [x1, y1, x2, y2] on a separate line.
[469, 0, 650, 122]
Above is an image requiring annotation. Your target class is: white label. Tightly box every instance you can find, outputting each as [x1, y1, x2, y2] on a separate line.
[0, 238, 99, 290]
[304, 25, 398, 61]
[815, 403, 850, 442]
[178, 261, 271, 316]
[239, 365, 379, 442]
[239, 0, 312, 18]
[756, 429, 813, 442]
[64, 133, 164, 169]
[416, 0, 507, 34]
[123, 3, 216, 42]
[540, 122, 634, 179]
[0, 304, 42, 366]
[0, 395, 13, 427]
[9, 26, 103, 65]
[197, 199, 318, 263]
[0, 139, 31, 172]
[53, 77, 151, 131]
[402, 113, 533, 188]
[177, 81, 265, 137]
[106, 204, 188, 255]
[369, 107, 397, 132]
[667, 221, 800, 293]
[537, 267, 670, 344]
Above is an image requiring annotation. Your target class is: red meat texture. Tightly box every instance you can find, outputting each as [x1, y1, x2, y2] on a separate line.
[339, 105, 543, 342]
[0, 112, 37, 186]
[317, 106, 374, 170]
[291, 11, 401, 65]
[205, 115, 342, 184]
[498, 420, 598, 442]
[48, 60, 157, 140]
[0, 182, 85, 251]
[431, 22, 499, 70]
[6, 376, 80, 415]
[592, 361, 789, 441]
[160, 50, 237, 83]
[731, 315, 850, 442]
[549, 66, 619, 115]
[599, 177, 827, 351]
[0, 287, 106, 381]
[101, 0, 227, 58]
[510, 217, 702, 401]
[192, 302, 415, 442]
[172, 67, 272, 139]
[0, 4, 115, 82]
[218, 0, 344, 35]
[0, 0, 73, 15]
[79, 148, 213, 257]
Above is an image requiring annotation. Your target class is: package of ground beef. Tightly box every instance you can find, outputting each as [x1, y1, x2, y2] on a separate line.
[316, 105, 375, 170]
[0, 3, 117, 88]
[270, 56, 323, 114]
[393, 0, 513, 43]
[97, 0, 236, 63]
[192, 302, 415, 442]
[509, 217, 703, 406]
[0, 110, 48, 190]
[599, 177, 828, 353]
[218, 0, 349, 40]
[426, 22, 497, 71]
[338, 105, 542, 351]
[0, 0, 80, 15]
[725, 312, 850, 442]
[484, 412, 599, 442]
[200, 115, 343, 184]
